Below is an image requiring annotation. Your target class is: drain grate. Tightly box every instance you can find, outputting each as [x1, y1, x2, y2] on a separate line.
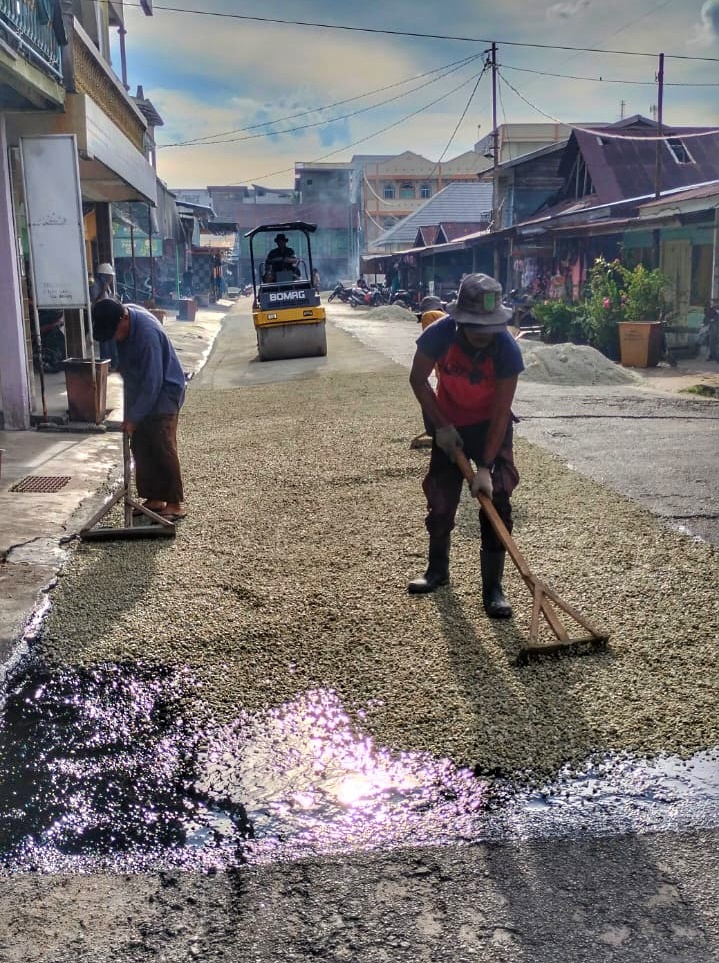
[10, 475, 72, 493]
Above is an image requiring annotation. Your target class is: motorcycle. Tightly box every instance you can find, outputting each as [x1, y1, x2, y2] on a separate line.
[31, 308, 67, 374]
[348, 286, 385, 308]
[390, 288, 418, 309]
[503, 289, 538, 328]
[327, 281, 352, 303]
[697, 303, 719, 362]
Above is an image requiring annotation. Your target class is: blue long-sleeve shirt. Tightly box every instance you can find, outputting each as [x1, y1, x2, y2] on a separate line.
[117, 305, 186, 423]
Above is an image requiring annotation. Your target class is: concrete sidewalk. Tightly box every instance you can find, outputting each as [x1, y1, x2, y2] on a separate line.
[0, 301, 232, 668]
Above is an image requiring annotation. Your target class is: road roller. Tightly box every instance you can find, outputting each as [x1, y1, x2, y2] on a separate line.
[246, 221, 327, 361]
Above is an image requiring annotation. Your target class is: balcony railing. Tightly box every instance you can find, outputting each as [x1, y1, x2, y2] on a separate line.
[0, 0, 62, 81]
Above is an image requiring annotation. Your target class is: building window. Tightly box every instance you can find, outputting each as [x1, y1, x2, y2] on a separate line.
[306, 178, 313, 185]
[400, 183, 415, 199]
[666, 138, 695, 165]
[383, 185, 395, 200]
[420, 184, 431, 199]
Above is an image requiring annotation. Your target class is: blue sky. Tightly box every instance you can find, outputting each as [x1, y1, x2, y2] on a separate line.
[115, 0, 719, 189]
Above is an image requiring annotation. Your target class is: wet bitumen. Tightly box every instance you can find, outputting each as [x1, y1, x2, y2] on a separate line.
[1, 658, 717, 873]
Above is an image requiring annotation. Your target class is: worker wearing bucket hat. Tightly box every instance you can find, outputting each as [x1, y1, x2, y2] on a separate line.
[407, 273, 524, 618]
[264, 233, 299, 281]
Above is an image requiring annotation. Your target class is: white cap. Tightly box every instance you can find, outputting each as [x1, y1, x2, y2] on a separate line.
[97, 262, 115, 276]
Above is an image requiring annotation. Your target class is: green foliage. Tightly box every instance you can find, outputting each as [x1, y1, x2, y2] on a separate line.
[579, 256, 671, 358]
[622, 264, 670, 324]
[533, 300, 583, 344]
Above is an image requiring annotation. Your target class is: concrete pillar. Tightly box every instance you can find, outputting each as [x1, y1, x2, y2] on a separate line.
[0, 116, 31, 430]
[95, 202, 113, 265]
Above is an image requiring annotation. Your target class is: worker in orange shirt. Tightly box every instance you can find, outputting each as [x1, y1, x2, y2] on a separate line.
[410, 296, 446, 449]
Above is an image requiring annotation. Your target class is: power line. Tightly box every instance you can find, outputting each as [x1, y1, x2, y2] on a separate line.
[116, 2, 719, 63]
[501, 63, 719, 88]
[160, 52, 482, 148]
[497, 70, 719, 139]
[161, 54, 483, 149]
[236, 70, 485, 186]
[427, 63, 488, 180]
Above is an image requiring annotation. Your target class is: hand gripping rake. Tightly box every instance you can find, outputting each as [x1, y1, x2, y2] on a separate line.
[455, 449, 609, 664]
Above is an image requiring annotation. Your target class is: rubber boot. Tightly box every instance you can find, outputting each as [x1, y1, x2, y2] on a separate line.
[481, 549, 513, 619]
[408, 536, 450, 594]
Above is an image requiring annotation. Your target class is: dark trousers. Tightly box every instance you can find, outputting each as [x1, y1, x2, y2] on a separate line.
[131, 414, 184, 504]
[422, 421, 519, 552]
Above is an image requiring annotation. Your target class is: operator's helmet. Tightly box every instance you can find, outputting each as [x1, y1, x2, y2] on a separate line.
[97, 262, 115, 277]
[274, 234, 288, 243]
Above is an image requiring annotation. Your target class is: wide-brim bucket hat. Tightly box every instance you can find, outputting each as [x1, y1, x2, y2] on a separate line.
[446, 273, 512, 332]
[420, 295, 444, 312]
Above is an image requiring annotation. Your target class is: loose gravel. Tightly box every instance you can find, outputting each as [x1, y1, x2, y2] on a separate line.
[39, 359, 719, 781]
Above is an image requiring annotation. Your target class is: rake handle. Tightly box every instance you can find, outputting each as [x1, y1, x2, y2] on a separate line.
[454, 448, 533, 580]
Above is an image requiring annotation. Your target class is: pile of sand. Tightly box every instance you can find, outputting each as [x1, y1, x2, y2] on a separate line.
[518, 341, 639, 386]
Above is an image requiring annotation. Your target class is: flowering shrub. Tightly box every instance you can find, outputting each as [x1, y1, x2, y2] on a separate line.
[580, 257, 670, 357]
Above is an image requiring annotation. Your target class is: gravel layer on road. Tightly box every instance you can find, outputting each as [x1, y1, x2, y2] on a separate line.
[40, 363, 719, 779]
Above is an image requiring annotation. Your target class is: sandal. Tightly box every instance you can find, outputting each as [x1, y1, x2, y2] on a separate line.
[132, 505, 166, 518]
[157, 511, 187, 522]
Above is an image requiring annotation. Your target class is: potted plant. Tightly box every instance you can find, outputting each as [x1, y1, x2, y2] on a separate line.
[617, 264, 670, 368]
[580, 257, 671, 367]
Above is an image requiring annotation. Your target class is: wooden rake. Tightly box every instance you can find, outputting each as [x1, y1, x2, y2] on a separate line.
[455, 450, 609, 665]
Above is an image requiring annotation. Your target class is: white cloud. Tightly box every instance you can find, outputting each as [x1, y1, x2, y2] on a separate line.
[121, 1, 718, 190]
[546, 0, 590, 19]
[693, 0, 719, 44]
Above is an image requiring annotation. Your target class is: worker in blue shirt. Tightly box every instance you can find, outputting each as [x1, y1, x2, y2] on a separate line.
[91, 299, 187, 522]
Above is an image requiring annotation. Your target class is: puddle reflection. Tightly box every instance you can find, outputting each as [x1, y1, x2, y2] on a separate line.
[0, 663, 718, 872]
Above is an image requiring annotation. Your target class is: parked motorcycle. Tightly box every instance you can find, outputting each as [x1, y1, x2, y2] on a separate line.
[698, 302, 719, 362]
[328, 281, 352, 303]
[31, 308, 66, 374]
[503, 289, 538, 328]
[390, 288, 418, 309]
[348, 286, 385, 308]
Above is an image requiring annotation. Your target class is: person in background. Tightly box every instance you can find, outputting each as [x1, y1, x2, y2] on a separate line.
[410, 295, 446, 449]
[312, 267, 321, 295]
[91, 299, 187, 522]
[417, 294, 445, 331]
[407, 273, 524, 619]
[91, 262, 119, 371]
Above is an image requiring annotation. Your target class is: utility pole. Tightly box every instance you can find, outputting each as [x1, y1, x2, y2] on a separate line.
[490, 42, 500, 280]
[653, 52, 665, 270]
[654, 53, 665, 201]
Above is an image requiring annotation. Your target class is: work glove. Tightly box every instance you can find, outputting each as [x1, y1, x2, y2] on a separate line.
[470, 466, 493, 499]
[435, 424, 463, 461]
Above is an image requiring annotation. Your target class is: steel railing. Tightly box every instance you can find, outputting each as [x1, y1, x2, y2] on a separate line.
[0, 0, 62, 81]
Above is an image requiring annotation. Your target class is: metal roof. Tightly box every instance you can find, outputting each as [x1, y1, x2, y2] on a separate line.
[638, 179, 719, 211]
[371, 182, 493, 248]
[562, 121, 719, 206]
